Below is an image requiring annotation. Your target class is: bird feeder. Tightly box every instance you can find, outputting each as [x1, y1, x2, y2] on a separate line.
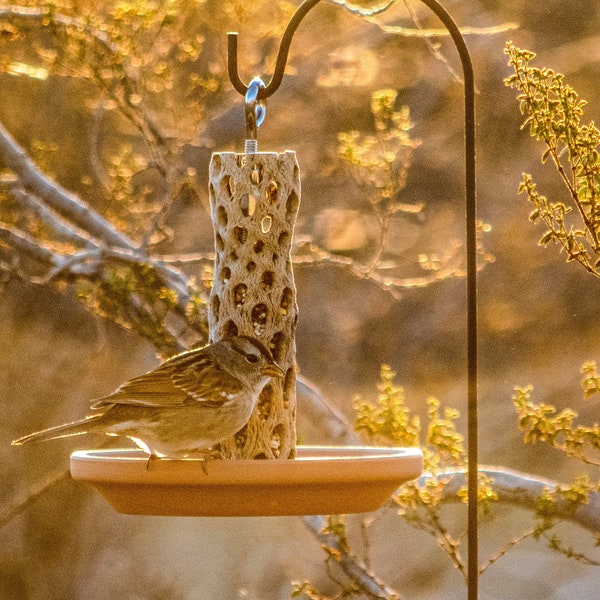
[72, 8, 477, 585]
[71, 88, 424, 515]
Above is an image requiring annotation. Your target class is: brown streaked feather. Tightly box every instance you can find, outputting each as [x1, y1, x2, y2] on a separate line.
[90, 373, 189, 408]
[90, 346, 242, 410]
[171, 356, 244, 402]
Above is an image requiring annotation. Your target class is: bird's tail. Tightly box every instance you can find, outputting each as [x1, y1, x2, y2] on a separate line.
[11, 414, 103, 446]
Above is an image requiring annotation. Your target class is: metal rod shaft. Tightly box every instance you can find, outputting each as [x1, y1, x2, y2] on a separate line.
[414, 4, 479, 597]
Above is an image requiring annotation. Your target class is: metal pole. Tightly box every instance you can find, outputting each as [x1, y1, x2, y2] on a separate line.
[414, 4, 479, 597]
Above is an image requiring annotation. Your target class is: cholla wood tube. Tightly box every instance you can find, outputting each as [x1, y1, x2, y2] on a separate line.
[208, 151, 300, 459]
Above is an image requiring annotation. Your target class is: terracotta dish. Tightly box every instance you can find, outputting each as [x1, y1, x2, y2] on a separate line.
[70, 445, 423, 516]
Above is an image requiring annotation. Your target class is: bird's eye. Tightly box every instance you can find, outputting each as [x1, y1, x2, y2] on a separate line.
[246, 353, 260, 364]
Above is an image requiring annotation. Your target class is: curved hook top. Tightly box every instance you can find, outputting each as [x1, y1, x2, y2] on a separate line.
[228, 0, 324, 100]
[227, 0, 473, 102]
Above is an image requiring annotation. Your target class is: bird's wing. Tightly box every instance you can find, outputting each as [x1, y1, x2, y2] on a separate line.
[91, 371, 189, 409]
[91, 347, 243, 409]
[170, 352, 244, 405]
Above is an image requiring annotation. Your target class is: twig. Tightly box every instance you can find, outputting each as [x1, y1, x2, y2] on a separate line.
[540, 531, 600, 566]
[479, 528, 538, 574]
[401, 0, 461, 83]
[293, 239, 466, 298]
[0, 469, 70, 529]
[296, 375, 362, 445]
[0, 223, 61, 270]
[303, 515, 402, 600]
[152, 251, 215, 266]
[373, 20, 520, 39]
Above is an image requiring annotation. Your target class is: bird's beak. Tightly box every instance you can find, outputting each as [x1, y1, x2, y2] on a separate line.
[262, 362, 285, 378]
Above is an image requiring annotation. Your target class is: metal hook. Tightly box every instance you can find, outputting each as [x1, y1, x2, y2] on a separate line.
[245, 77, 266, 153]
[228, 0, 324, 100]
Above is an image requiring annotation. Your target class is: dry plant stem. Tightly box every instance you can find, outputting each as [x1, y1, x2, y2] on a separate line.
[431, 512, 466, 579]
[401, 0, 461, 84]
[208, 152, 300, 459]
[478, 528, 538, 574]
[548, 146, 600, 252]
[0, 469, 70, 530]
[540, 531, 600, 566]
[303, 515, 402, 600]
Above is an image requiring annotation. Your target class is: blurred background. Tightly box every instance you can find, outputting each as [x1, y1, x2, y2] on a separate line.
[1, 0, 600, 598]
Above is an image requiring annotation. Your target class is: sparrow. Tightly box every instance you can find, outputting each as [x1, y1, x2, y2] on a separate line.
[12, 336, 284, 459]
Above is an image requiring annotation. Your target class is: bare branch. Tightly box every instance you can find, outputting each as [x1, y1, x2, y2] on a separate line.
[479, 528, 538, 574]
[7, 187, 96, 248]
[153, 252, 215, 267]
[420, 467, 600, 533]
[293, 239, 466, 299]
[0, 222, 60, 269]
[371, 16, 519, 39]
[296, 375, 363, 445]
[374, 21, 519, 38]
[303, 515, 402, 600]
[0, 120, 134, 249]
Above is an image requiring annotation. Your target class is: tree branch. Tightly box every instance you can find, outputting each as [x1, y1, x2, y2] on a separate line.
[7, 187, 96, 248]
[373, 20, 519, 39]
[420, 467, 600, 533]
[0, 120, 134, 249]
[0, 120, 196, 325]
[293, 239, 467, 299]
[302, 515, 402, 600]
[0, 468, 70, 530]
[0, 223, 58, 267]
[296, 375, 363, 445]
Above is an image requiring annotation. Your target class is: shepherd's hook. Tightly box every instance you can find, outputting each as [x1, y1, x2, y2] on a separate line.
[227, 2, 479, 599]
[228, 0, 323, 100]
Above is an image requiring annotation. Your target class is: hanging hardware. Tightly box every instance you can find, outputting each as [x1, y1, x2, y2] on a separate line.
[245, 77, 267, 154]
[228, 0, 323, 100]
[228, 1, 478, 598]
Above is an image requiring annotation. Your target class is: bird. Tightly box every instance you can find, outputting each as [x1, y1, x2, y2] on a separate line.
[12, 336, 284, 460]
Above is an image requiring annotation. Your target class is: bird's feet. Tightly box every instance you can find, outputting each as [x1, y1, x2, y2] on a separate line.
[195, 448, 224, 475]
[145, 453, 161, 471]
[143, 449, 224, 474]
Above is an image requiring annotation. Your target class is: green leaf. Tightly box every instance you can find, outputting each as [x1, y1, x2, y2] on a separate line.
[541, 148, 552, 163]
